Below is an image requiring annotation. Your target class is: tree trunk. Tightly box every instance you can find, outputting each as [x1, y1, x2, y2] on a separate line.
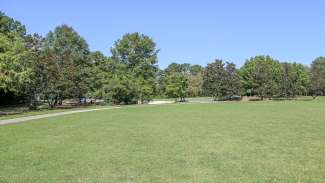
[28, 93, 37, 110]
[47, 99, 55, 109]
[58, 98, 63, 105]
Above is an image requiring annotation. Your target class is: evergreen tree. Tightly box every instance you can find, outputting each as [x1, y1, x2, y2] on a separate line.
[203, 60, 241, 100]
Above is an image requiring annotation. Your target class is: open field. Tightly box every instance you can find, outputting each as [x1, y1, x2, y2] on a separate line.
[0, 99, 325, 182]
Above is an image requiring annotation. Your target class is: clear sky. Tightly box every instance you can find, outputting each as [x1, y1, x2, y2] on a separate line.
[1, 0, 324, 68]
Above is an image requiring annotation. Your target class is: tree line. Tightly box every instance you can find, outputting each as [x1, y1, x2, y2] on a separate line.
[1, 12, 325, 108]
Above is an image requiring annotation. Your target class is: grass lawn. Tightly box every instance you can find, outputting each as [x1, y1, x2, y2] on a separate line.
[0, 99, 324, 182]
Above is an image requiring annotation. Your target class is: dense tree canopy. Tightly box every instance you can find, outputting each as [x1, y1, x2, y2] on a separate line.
[103, 69, 138, 104]
[164, 72, 188, 101]
[40, 25, 91, 107]
[203, 60, 241, 100]
[0, 32, 31, 93]
[278, 62, 310, 98]
[0, 12, 32, 101]
[0, 11, 26, 37]
[86, 51, 109, 99]
[0, 11, 324, 108]
[188, 72, 203, 97]
[310, 57, 325, 97]
[111, 32, 159, 103]
[23, 33, 45, 108]
[225, 62, 242, 97]
[240, 56, 281, 99]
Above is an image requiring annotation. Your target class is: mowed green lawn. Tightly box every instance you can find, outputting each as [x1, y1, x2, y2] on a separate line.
[1, 99, 325, 182]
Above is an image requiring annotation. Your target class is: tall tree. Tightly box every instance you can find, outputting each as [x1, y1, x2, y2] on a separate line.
[203, 60, 240, 100]
[310, 57, 325, 98]
[103, 73, 138, 104]
[278, 62, 310, 98]
[0, 31, 31, 93]
[111, 32, 159, 103]
[164, 72, 188, 102]
[86, 51, 109, 100]
[41, 25, 91, 108]
[0, 12, 32, 102]
[155, 69, 166, 97]
[188, 73, 203, 97]
[24, 33, 45, 108]
[188, 65, 204, 97]
[225, 62, 241, 97]
[240, 55, 281, 99]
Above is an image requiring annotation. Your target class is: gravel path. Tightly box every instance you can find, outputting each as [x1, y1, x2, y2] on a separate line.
[0, 107, 121, 126]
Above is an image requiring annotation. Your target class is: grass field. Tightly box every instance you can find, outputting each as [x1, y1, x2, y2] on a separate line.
[0, 99, 325, 182]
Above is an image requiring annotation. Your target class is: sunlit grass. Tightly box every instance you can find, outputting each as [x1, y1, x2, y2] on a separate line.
[0, 98, 324, 182]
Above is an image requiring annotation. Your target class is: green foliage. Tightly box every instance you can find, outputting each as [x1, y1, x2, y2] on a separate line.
[162, 63, 203, 98]
[203, 60, 241, 100]
[240, 55, 281, 99]
[203, 60, 227, 99]
[164, 72, 189, 101]
[97, 61, 138, 104]
[86, 51, 110, 99]
[310, 57, 325, 97]
[188, 65, 204, 97]
[103, 73, 137, 104]
[190, 64, 204, 75]
[0, 13, 32, 94]
[111, 32, 159, 103]
[0, 33, 31, 92]
[225, 62, 242, 97]
[278, 62, 310, 98]
[0, 11, 26, 37]
[165, 63, 191, 75]
[155, 69, 166, 97]
[188, 73, 203, 97]
[1, 11, 324, 107]
[40, 25, 91, 107]
[23, 34, 46, 109]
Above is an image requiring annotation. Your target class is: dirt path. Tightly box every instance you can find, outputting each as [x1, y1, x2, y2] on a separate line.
[0, 107, 121, 126]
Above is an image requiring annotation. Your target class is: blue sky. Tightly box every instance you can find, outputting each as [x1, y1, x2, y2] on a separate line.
[1, 0, 324, 68]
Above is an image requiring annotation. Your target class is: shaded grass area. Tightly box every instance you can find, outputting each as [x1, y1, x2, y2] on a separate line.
[0, 105, 108, 120]
[0, 99, 325, 182]
[1, 96, 316, 120]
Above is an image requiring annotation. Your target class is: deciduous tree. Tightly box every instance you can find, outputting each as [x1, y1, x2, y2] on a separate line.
[310, 57, 325, 98]
[41, 25, 91, 107]
[0, 12, 32, 99]
[203, 60, 240, 100]
[111, 32, 159, 103]
[164, 72, 188, 101]
[278, 62, 310, 98]
[240, 56, 281, 99]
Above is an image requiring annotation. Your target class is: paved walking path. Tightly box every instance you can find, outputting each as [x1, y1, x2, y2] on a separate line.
[0, 101, 177, 126]
[0, 107, 121, 126]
